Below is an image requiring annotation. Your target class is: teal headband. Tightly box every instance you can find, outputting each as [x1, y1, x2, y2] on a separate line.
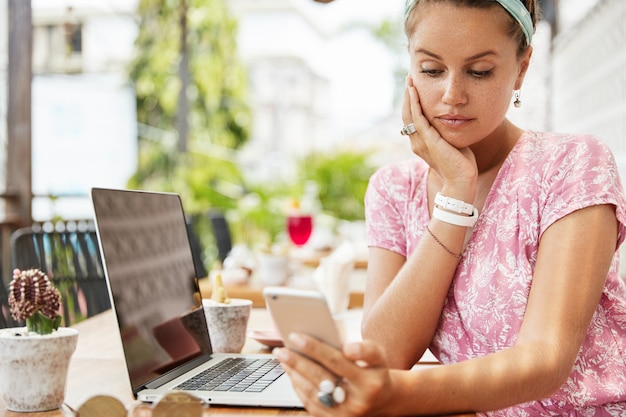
[404, 0, 534, 45]
[495, 0, 533, 44]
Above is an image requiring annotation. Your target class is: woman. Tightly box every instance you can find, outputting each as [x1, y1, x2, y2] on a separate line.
[273, 0, 626, 415]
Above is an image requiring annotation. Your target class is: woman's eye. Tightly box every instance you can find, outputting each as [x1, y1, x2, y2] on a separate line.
[469, 69, 493, 78]
[420, 68, 443, 76]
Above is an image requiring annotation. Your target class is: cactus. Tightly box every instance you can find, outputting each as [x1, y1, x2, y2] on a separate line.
[211, 270, 231, 304]
[8, 268, 62, 334]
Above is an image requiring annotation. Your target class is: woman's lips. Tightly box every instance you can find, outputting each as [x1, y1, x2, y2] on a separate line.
[436, 115, 474, 128]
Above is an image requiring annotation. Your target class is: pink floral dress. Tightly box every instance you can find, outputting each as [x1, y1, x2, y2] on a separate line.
[365, 131, 626, 416]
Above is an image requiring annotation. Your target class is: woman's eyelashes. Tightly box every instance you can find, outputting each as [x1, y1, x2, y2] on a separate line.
[418, 67, 494, 78]
[468, 69, 493, 78]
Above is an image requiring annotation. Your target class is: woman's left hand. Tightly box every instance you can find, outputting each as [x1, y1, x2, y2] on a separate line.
[273, 333, 394, 417]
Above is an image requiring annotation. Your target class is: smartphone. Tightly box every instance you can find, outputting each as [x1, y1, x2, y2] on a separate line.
[263, 287, 343, 351]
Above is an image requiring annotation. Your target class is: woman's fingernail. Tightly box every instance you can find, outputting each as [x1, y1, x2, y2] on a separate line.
[288, 332, 306, 348]
[273, 347, 288, 361]
[344, 342, 361, 358]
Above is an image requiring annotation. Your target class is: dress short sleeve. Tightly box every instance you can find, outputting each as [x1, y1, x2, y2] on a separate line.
[538, 134, 626, 247]
[364, 159, 430, 257]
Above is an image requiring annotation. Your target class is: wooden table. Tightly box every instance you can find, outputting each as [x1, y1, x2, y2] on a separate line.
[0, 308, 362, 417]
[0, 309, 473, 417]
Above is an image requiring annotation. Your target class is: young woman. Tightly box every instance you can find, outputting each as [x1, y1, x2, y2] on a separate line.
[273, 1, 626, 415]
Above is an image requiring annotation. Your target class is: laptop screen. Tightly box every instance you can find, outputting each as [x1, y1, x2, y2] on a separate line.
[91, 188, 211, 390]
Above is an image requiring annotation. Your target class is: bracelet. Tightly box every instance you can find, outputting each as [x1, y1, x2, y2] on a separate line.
[433, 206, 479, 227]
[426, 225, 461, 259]
[434, 193, 474, 215]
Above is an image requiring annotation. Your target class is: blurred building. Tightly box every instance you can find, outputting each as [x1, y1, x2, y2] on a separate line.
[1, 0, 625, 218]
[225, 0, 333, 183]
[551, 0, 626, 176]
[15, 0, 138, 220]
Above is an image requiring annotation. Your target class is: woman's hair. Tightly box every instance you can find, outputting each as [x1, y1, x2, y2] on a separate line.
[404, 0, 541, 56]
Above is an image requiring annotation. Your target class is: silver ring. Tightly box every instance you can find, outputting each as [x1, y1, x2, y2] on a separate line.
[333, 385, 346, 404]
[318, 392, 335, 407]
[317, 379, 346, 407]
[400, 123, 416, 136]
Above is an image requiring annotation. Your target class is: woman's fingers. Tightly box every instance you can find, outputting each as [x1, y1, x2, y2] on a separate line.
[274, 335, 392, 416]
[343, 340, 387, 369]
[275, 345, 348, 416]
[278, 356, 336, 416]
[401, 76, 412, 125]
[400, 76, 478, 196]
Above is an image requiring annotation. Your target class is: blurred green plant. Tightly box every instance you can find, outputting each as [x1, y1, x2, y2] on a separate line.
[126, 0, 379, 269]
[298, 149, 376, 221]
[127, 0, 250, 208]
[229, 186, 291, 251]
[127, 0, 252, 265]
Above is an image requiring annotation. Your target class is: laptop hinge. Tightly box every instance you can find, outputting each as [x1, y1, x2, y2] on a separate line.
[138, 354, 213, 393]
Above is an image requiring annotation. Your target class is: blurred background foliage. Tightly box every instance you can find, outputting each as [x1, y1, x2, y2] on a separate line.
[127, 0, 250, 210]
[299, 150, 374, 222]
[126, 0, 379, 270]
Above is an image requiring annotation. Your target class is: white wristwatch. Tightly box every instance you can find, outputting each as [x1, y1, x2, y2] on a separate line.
[434, 192, 474, 215]
[433, 207, 479, 227]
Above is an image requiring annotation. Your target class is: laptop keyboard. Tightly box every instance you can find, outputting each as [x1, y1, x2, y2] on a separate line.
[175, 357, 285, 393]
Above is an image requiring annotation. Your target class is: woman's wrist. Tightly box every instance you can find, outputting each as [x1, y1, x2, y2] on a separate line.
[439, 185, 476, 207]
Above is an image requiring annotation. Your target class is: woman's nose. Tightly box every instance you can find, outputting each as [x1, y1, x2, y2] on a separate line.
[442, 75, 468, 106]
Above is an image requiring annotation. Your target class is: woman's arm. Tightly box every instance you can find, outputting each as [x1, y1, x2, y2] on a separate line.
[389, 204, 619, 414]
[362, 213, 470, 369]
[361, 76, 478, 369]
[280, 204, 618, 416]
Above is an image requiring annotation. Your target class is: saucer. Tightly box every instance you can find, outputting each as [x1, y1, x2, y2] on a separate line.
[248, 329, 284, 348]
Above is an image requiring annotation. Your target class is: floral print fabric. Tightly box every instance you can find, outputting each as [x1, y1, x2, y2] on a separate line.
[365, 131, 626, 415]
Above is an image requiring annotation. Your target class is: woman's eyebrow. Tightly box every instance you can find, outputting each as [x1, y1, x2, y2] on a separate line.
[415, 48, 499, 61]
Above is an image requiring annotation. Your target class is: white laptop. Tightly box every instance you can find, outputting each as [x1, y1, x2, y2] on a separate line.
[90, 187, 301, 408]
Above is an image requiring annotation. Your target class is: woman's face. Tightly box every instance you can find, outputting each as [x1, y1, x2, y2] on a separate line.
[407, 2, 531, 147]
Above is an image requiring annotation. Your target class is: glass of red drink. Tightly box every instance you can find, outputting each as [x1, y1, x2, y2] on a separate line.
[286, 214, 313, 247]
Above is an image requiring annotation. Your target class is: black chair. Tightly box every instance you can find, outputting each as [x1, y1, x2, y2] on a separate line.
[0, 279, 15, 328]
[9, 220, 111, 326]
[185, 215, 208, 279]
[208, 210, 233, 264]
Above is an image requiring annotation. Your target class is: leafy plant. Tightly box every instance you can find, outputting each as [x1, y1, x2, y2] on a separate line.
[127, 0, 251, 213]
[298, 149, 376, 221]
[230, 185, 292, 250]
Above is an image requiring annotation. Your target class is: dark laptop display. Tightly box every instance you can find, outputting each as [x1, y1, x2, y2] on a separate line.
[91, 188, 210, 389]
[91, 188, 301, 407]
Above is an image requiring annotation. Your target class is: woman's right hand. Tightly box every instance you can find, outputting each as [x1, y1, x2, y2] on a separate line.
[274, 333, 398, 417]
[402, 76, 477, 199]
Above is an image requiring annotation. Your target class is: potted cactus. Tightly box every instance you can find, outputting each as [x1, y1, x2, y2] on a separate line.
[0, 268, 79, 412]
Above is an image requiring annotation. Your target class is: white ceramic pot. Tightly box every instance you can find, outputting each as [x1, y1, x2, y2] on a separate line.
[202, 298, 252, 353]
[0, 327, 78, 412]
[256, 253, 290, 286]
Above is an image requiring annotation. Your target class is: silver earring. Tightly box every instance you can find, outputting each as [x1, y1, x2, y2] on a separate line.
[513, 91, 522, 108]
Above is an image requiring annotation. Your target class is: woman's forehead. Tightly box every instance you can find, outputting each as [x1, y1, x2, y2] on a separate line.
[407, 3, 516, 55]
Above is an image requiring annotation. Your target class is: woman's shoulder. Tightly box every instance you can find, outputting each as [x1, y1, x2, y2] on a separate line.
[371, 158, 429, 181]
[366, 158, 429, 202]
[521, 130, 610, 153]
[515, 131, 615, 168]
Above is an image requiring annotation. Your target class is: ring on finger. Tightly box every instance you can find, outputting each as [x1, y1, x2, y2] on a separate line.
[318, 391, 335, 408]
[400, 123, 417, 136]
[317, 379, 347, 407]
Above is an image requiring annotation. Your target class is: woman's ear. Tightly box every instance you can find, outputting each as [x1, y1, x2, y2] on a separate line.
[514, 46, 533, 90]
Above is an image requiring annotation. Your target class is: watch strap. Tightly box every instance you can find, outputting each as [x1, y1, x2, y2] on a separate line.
[432, 206, 479, 227]
[434, 193, 474, 215]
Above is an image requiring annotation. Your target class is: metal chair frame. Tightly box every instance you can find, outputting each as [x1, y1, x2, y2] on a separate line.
[8, 220, 110, 327]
